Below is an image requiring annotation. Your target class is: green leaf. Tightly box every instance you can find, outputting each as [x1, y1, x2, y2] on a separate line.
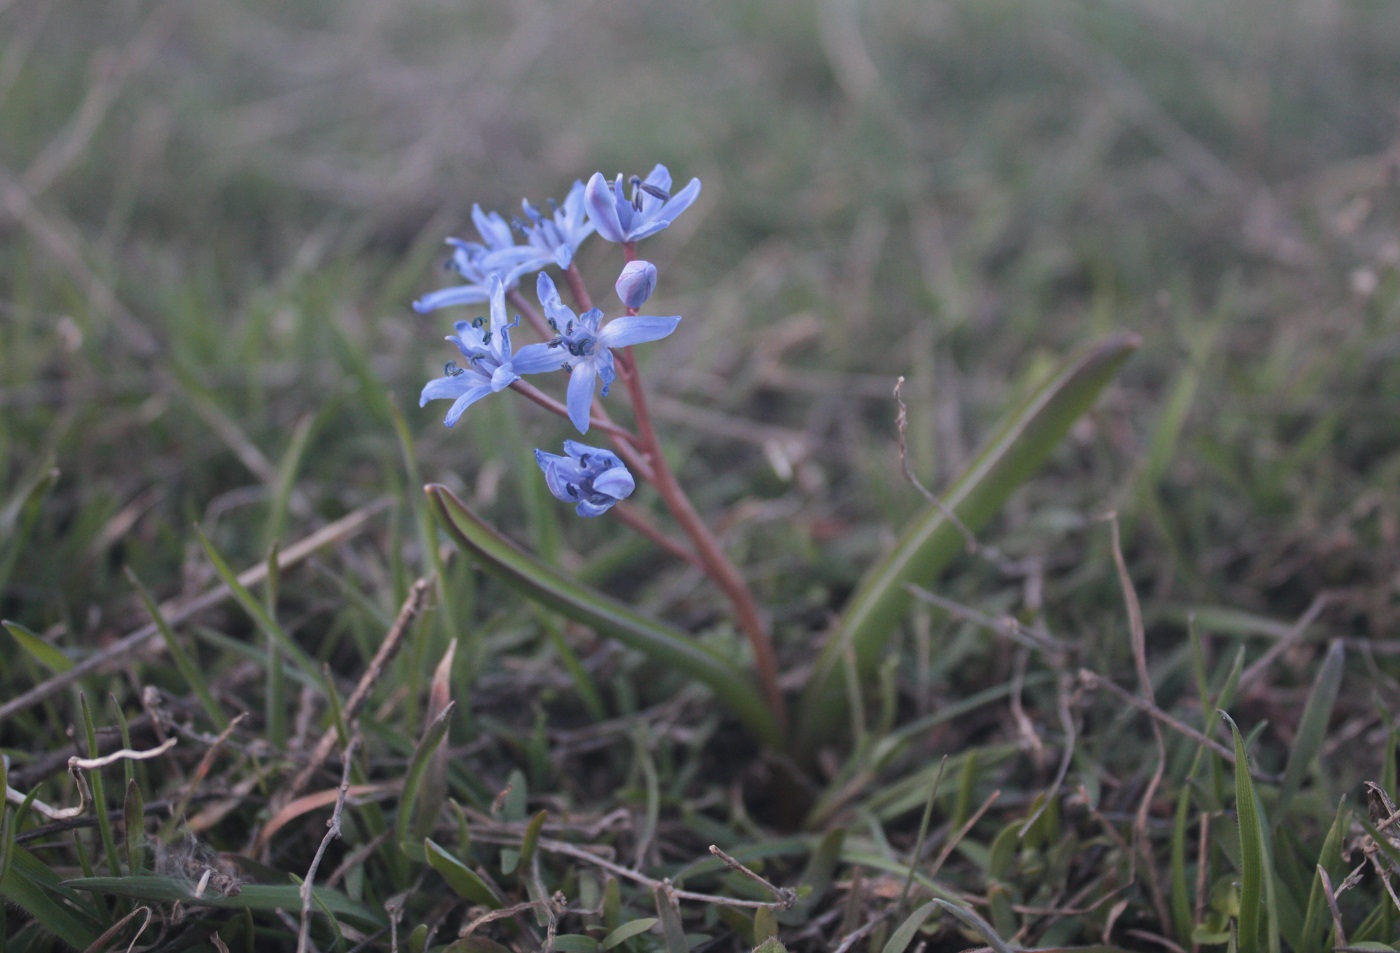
[423, 838, 502, 908]
[124, 778, 145, 874]
[63, 875, 385, 927]
[779, 828, 844, 924]
[654, 886, 688, 953]
[427, 485, 781, 748]
[1299, 797, 1348, 952]
[797, 333, 1139, 753]
[881, 899, 938, 953]
[1, 847, 102, 949]
[1223, 712, 1266, 953]
[397, 701, 454, 857]
[195, 526, 320, 678]
[929, 899, 1016, 953]
[126, 570, 227, 729]
[552, 936, 600, 952]
[517, 809, 547, 878]
[602, 917, 659, 949]
[1277, 640, 1343, 816]
[2, 619, 72, 673]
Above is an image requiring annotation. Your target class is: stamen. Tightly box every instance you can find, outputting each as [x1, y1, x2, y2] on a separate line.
[444, 361, 464, 377]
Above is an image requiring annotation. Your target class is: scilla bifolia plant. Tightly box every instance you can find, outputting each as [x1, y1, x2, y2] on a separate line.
[419, 165, 1139, 768]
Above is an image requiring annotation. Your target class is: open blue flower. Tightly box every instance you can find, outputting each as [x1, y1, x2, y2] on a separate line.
[535, 272, 680, 433]
[584, 165, 701, 244]
[518, 180, 596, 270]
[413, 205, 549, 314]
[534, 441, 636, 517]
[419, 275, 561, 426]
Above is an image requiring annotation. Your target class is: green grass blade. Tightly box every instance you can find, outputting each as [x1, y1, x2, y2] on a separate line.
[1277, 640, 1343, 817]
[1223, 712, 1265, 953]
[930, 899, 1016, 953]
[423, 838, 502, 908]
[195, 526, 321, 678]
[426, 484, 782, 747]
[2, 619, 72, 674]
[653, 885, 688, 953]
[398, 701, 454, 857]
[62, 875, 385, 928]
[1, 847, 102, 949]
[263, 412, 317, 549]
[1299, 796, 1348, 952]
[797, 333, 1139, 753]
[601, 918, 658, 949]
[880, 899, 938, 953]
[126, 570, 227, 730]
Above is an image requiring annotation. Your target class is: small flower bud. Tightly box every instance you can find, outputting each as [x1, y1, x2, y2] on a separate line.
[615, 260, 658, 309]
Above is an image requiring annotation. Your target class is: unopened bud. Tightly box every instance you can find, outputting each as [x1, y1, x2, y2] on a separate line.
[615, 260, 658, 309]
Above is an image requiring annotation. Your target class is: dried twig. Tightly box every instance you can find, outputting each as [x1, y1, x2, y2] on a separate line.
[709, 845, 797, 907]
[297, 733, 360, 953]
[282, 575, 434, 802]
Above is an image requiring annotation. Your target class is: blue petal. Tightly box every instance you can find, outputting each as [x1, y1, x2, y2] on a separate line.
[660, 177, 701, 222]
[592, 466, 636, 500]
[443, 382, 495, 426]
[575, 498, 617, 518]
[566, 359, 598, 433]
[472, 204, 515, 249]
[489, 363, 519, 391]
[563, 440, 619, 465]
[585, 172, 626, 243]
[643, 164, 673, 196]
[420, 375, 477, 406]
[597, 315, 681, 348]
[511, 342, 569, 375]
[413, 284, 489, 313]
[623, 220, 671, 243]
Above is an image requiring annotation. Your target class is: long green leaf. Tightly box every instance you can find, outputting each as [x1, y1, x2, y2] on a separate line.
[797, 333, 1138, 752]
[1, 847, 102, 949]
[424, 838, 502, 908]
[62, 875, 384, 928]
[881, 900, 938, 953]
[427, 485, 781, 747]
[1277, 640, 1343, 816]
[397, 701, 454, 857]
[2, 619, 72, 674]
[1223, 712, 1265, 953]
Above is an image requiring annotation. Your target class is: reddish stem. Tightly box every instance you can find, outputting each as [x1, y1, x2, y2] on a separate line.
[563, 257, 785, 727]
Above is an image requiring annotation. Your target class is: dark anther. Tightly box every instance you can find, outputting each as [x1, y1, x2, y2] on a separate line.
[578, 453, 592, 467]
[565, 483, 581, 499]
[638, 182, 670, 202]
[472, 316, 486, 328]
[444, 361, 464, 377]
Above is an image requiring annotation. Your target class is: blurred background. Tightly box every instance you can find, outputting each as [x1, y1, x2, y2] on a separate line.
[4, 0, 1400, 688]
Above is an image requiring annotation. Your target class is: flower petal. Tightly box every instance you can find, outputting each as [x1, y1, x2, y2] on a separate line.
[443, 382, 495, 426]
[472, 204, 515, 249]
[565, 359, 598, 433]
[413, 284, 489, 314]
[585, 172, 626, 243]
[597, 315, 681, 348]
[660, 177, 702, 222]
[591, 466, 636, 500]
[419, 374, 476, 406]
[575, 497, 617, 518]
[511, 342, 569, 375]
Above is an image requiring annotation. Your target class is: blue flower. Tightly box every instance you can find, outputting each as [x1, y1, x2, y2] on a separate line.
[535, 272, 681, 433]
[419, 275, 562, 426]
[584, 164, 701, 244]
[413, 205, 548, 314]
[518, 180, 596, 270]
[534, 441, 636, 517]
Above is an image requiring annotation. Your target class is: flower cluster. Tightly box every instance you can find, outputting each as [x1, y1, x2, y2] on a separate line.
[416, 165, 699, 516]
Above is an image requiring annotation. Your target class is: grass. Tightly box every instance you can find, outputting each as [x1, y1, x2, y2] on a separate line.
[4, 0, 1400, 949]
